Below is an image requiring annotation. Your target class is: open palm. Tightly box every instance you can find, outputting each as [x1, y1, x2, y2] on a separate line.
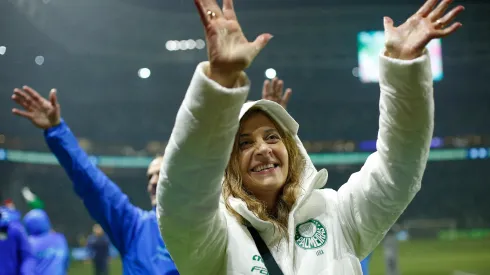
[11, 86, 60, 130]
[195, 0, 272, 75]
[385, 0, 464, 60]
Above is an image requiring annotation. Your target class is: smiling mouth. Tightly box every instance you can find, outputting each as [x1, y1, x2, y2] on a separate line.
[250, 163, 279, 173]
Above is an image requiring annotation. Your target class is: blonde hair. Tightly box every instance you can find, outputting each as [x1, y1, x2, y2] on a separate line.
[223, 109, 305, 239]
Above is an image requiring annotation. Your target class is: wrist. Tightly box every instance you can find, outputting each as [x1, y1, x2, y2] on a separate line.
[384, 49, 423, 61]
[207, 67, 242, 88]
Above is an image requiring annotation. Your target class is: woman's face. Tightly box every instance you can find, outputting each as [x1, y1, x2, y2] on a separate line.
[237, 112, 289, 195]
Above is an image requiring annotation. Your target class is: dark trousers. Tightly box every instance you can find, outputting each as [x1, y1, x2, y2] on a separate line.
[93, 261, 109, 275]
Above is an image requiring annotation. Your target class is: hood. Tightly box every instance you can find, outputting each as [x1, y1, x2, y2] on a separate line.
[225, 100, 328, 230]
[238, 100, 322, 188]
[23, 209, 52, 236]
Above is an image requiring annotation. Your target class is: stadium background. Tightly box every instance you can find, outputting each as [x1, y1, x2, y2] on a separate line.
[1, 0, 489, 274]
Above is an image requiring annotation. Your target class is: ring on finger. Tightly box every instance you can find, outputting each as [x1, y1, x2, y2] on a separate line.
[207, 10, 216, 19]
[435, 19, 445, 29]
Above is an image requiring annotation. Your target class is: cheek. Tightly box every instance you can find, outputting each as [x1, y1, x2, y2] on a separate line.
[277, 146, 289, 170]
[239, 152, 251, 174]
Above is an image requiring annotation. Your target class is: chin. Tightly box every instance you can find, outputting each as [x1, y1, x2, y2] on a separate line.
[252, 178, 285, 190]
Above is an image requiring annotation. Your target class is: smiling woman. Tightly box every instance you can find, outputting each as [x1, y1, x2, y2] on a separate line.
[223, 107, 306, 239]
[156, 0, 464, 274]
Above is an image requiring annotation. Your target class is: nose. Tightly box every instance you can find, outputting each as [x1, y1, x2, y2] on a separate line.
[255, 140, 272, 156]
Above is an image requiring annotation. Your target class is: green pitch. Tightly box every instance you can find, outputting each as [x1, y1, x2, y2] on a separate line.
[68, 239, 490, 275]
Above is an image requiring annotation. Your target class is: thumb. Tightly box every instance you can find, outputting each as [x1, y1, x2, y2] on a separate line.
[49, 89, 58, 107]
[383, 16, 394, 31]
[251, 33, 273, 58]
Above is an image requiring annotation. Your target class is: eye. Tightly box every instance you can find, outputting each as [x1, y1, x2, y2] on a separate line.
[239, 140, 252, 149]
[267, 134, 280, 141]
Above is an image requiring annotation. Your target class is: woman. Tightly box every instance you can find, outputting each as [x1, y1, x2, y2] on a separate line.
[156, 0, 464, 274]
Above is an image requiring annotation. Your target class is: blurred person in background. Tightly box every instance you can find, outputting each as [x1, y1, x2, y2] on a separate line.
[156, 0, 463, 274]
[0, 207, 35, 275]
[3, 199, 21, 222]
[23, 209, 70, 275]
[360, 253, 373, 275]
[87, 224, 111, 275]
[383, 225, 401, 275]
[10, 76, 291, 274]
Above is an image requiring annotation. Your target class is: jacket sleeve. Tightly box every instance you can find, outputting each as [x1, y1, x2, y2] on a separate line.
[60, 234, 70, 271]
[45, 121, 141, 255]
[336, 51, 434, 258]
[14, 224, 36, 275]
[156, 62, 250, 274]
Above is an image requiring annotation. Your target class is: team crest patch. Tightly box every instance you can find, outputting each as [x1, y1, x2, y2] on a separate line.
[294, 219, 327, 250]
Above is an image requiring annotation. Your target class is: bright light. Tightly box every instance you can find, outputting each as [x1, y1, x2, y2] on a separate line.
[265, 68, 276, 79]
[469, 148, 479, 159]
[178, 40, 188, 50]
[0, 46, 6, 55]
[166, 39, 205, 51]
[196, 39, 205, 50]
[35, 56, 44, 65]
[352, 67, 359, 78]
[138, 68, 151, 79]
[165, 40, 177, 51]
[187, 39, 196, 50]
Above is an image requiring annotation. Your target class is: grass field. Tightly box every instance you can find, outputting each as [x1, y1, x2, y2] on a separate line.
[68, 239, 490, 275]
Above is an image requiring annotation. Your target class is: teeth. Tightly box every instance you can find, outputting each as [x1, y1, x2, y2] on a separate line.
[253, 164, 275, 172]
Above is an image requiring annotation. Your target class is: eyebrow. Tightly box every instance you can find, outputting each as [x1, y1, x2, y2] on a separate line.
[239, 128, 277, 138]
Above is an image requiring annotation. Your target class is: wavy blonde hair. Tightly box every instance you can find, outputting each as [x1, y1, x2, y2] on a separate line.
[223, 109, 306, 239]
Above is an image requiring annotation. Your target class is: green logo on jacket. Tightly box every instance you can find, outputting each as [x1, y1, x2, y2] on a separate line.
[295, 219, 327, 250]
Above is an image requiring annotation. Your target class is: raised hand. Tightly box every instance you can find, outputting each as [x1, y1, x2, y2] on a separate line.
[262, 78, 292, 109]
[11, 86, 61, 130]
[384, 0, 464, 60]
[194, 0, 272, 87]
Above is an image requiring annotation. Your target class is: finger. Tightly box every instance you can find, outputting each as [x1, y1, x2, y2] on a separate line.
[271, 78, 278, 95]
[222, 0, 237, 20]
[49, 89, 58, 107]
[262, 80, 271, 99]
[194, 0, 210, 26]
[429, 0, 452, 21]
[13, 88, 30, 102]
[13, 89, 34, 109]
[281, 88, 292, 107]
[12, 94, 27, 108]
[250, 33, 273, 60]
[435, 22, 462, 38]
[22, 86, 43, 103]
[438, 5, 464, 27]
[12, 108, 33, 119]
[275, 80, 284, 98]
[416, 0, 439, 17]
[383, 16, 395, 31]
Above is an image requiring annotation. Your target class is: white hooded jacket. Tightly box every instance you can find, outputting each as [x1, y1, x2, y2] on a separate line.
[157, 52, 434, 275]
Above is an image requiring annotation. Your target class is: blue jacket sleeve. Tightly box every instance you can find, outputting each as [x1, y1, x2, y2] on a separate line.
[60, 234, 70, 271]
[44, 120, 141, 255]
[13, 223, 36, 275]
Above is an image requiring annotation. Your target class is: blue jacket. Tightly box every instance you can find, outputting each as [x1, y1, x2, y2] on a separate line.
[0, 207, 36, 275]
[360, 253, 372, 275]
[45, 120, 178, 275]
[23, 209, 70, 275]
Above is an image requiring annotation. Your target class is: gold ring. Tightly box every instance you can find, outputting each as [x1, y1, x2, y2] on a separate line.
[435, 19, 444, 28]
[207, 10, 216, 19]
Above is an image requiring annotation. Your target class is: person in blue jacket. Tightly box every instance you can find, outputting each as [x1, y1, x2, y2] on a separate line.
[23, 209, 70, 275]
[11, 86, 179, 275]
[2, 199, 22, 222]
[360, 253, 373, 275]
[10, 80, 292, 274]
[0, 207, 36, 275]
